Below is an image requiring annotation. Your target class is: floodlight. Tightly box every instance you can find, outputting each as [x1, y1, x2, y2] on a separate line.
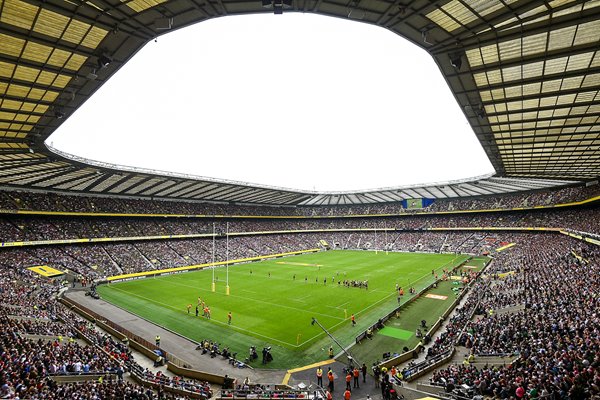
[97, 54, 112, 69]
[86, 69, 98, 80]
[450, 54, 462, 70]
[477, 106, 486, 120]
[421, 29, 433, 45]
[154, 17, 173, 30]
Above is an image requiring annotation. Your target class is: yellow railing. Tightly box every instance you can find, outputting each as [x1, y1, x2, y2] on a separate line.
[0, 227, 575, 248]
[107, 248, 320, 282]
[0, 194, 598, 219]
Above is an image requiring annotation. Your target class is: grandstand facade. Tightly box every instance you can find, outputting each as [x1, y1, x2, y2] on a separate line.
[1, 0, 600, 399]
[0, 186, 599, 399]
[1, 0, 599, 203]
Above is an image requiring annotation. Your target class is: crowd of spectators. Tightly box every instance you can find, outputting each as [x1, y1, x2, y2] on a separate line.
[0, 260, 213, 399]
[220, 384, 310, 399]
[0, 229, 584, 280]
[413, 273, 493, 363]
[133, 364, 213, 397]
[1, 207, 599, 247]
[427, 235, 600, 399]
[1, 188, 600, 398]
[0, 231, 513, 278]
[17, 380, 170, 399]
[0, 186, 600, 399]
[425, 185, 599, 212]
[2, 314, 74, 337]
[0, 184, 597, 216]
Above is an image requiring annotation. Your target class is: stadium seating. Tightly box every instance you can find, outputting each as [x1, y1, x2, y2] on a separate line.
[0, 188, 599, 399]
[0, 208, 599, 242]
[0, 184, 597, 216]
[0, 261, 213, 399]
[415, 235, 600, 399]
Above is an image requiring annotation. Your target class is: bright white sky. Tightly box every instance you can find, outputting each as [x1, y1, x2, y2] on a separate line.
[48, 13, 494, 192]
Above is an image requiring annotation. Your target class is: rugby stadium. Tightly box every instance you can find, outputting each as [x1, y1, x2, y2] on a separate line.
[0, 1, 599, 400]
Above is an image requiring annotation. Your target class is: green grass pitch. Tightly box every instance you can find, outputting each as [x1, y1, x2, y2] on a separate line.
[97, 250, 469, 369]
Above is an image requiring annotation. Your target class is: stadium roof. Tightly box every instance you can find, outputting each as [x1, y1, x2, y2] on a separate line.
[0, 0, 598, 205]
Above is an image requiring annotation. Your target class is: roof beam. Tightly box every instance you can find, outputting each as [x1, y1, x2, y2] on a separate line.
[216, 187, 264, 202]
[467, 66, 600, 93]
[434, 1, 600, 54]
[122, 175, 161, 194]
[198, 186, 245, 201]
[486, 99, 600, 118]
[480, 85, 600, 107]
[489, 111, 600, 126]
[454, 42, 599, 78]
[489, 121, 600, 135]
[189, 184, 237, 200]
[0, 22, 97, 59]
[153, 181, 197, 197]
[98, 173, 134, 193]
[238, 190, 286, 204]
[1, 165, 72, 183]
[139, 180, 179, 196]
[0, 158, 52, 171]
[168, 182, 212, 198]
[34, 0, 155, 40]
[0, 76, 69, 96]
[0, 54, 78, 82]
[39, 170, 98, 188]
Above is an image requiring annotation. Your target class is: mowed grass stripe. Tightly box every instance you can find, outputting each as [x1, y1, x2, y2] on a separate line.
[106, 288, 298, 345]
[157, 277, 345, 321]
[98, 251, 469, 369]
[379, 327, 414, 340]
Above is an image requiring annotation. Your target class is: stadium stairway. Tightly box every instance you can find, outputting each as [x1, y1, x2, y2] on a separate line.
[494, 303, 525, 316]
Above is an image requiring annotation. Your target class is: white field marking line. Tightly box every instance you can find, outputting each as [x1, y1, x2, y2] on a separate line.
[108, 286, 295, 347]
[121, 254, 467, 349]
[166, 255, 370, 284]
[330, 256, 468, 348]
[296, 310, 358, 347]
[323, 300, 349, 310]
[129, 267, 342, 319]
[217, 271, 332, 285]
[296, 289, 392, 347]
[335, 301, 350, 310]
[297, 255, 468, 347]
[289, 299, 307, 304]
[398, 255, 466, 288]
[299, 282, 414, 347]
[400, 256, 465, 291]
[162, 278, 345, 321]
[155, 273, 363, 349]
